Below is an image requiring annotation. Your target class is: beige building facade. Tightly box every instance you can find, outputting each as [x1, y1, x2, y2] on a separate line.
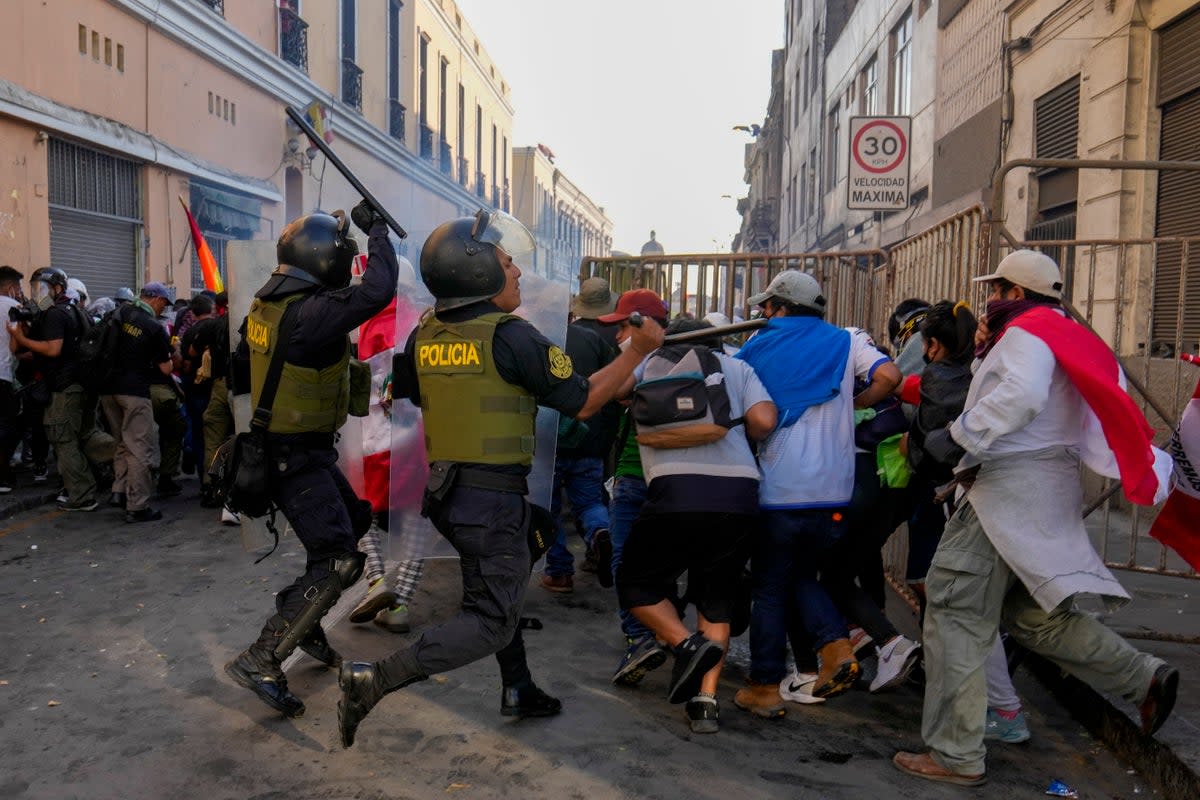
[0, 0, 514, 299]
[512, 145, 612, 283]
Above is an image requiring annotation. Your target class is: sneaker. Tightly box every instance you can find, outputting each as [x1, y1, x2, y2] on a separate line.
[984, 708, 1031, 743]
[373, 604, 410, 634]
[125, 507, 163, 523]
[349, 580, 398, 624]
[32, 465, 48, 483]
[0, 484, 11, 494]
[870, 636, 921, 693]
[734, 679, 787, 717]
[593, 528, 613, 588]
[686, 694, 720, 734]
[500, 683, 562, 718]
[58, 499, 98, 512]
[220, 506, 241, 526]
[779, 670, 826, 705]
[667, 633, 723, 705]
[612, 634, 669, 686]
[539, 573, 574, 593]
[56, 490, 69, 504]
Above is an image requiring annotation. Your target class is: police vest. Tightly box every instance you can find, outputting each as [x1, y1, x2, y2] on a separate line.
[247, 294, 350, 434]
[415, 311, 536, 465]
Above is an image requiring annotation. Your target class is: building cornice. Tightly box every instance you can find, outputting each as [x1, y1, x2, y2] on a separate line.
[107, 0, 490, 212]
[420, 0, 515, 116]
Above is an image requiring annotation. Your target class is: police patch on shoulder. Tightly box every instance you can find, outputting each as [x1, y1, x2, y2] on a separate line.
[547, 345, 573, 379]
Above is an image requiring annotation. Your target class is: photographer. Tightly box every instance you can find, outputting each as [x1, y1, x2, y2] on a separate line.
[7, 267, 113, 511]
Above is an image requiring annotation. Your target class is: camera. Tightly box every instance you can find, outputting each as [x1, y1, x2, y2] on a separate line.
[8, 302, 38, 324]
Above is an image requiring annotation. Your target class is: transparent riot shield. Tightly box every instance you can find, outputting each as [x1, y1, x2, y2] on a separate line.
[388, 268, 570, 561]
[224, 240, 286, 555]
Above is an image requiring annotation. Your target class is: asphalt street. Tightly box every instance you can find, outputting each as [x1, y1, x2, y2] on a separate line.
[0, 480, 1154, 799]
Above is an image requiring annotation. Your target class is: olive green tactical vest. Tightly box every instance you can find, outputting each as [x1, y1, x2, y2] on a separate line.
[248, 294, 350, 434]
[415, 311, 536, 465]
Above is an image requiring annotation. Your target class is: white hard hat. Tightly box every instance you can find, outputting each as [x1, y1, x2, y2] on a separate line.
[67, 277, 89, 301]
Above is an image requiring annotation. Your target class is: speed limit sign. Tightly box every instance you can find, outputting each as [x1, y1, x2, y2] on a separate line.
[848, 116, 911, 210]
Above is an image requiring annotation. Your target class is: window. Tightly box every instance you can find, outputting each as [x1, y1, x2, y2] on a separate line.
[808, 149, 816, 209]
[104, 38, 112, 66]
[800, 53, 808, 112]
[388, 1, 404, 141]
[890, 9, 913, 115]
[799, 165, 807, 223]
[793, 68, 802, 127]
[826, 104, 840, 186]
[457, 83, 466, 179]
[439, 57, 448, 135]
[418, 34, 429, 125]
[810, 25, 820, 93]
[860, 56, 878, 115]
[340, 0, 355, 63]
[116, 43, 124, 72]
[208, 92, 213, 113]
[78, 25, 87, 54]
[91, 31, 99, 60]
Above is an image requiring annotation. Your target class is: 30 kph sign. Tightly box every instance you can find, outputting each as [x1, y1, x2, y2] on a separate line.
[848, 116, 911, 210]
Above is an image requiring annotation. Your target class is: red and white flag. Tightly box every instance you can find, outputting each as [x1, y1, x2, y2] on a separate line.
[1149, 373, 1200, 571]
[357, 299, 398, 513]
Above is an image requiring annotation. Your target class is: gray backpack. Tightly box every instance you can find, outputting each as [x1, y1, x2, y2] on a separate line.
[631, 344, 742, 449]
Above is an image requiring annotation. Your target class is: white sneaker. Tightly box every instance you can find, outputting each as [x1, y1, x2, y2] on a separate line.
[779, 669, 826, 705]
[870, 636, 921, 693]
[220, 506, 241, 526]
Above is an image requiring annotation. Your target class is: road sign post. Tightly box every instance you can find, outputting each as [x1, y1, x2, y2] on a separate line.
[848, 116, 911, 211]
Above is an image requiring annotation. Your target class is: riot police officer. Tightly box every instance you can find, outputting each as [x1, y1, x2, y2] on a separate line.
[337, 209, 664, 748]
[225, 202, 397, 718]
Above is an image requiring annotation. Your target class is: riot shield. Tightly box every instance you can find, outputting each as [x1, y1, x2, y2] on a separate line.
[387, 268, 570, 561]
[224, 240, 285, 554]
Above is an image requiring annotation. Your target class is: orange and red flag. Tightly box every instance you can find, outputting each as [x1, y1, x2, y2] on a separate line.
[178, 196, 224, 293]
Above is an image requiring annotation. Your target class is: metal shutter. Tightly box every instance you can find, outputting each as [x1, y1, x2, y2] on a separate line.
[49, 207, 138, 300]
[1159, 8, 1200, 106]
[1153, 91, 1200, 352]
[1035, 76, 1080, 160]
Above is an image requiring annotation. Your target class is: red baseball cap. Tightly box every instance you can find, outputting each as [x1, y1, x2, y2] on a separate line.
[598, 289, 669, 324]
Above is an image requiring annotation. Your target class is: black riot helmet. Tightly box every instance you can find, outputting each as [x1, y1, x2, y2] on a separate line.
[420, 209, 535, 311]
[264, 211, 359, 297]
[30, 266, 69, 290]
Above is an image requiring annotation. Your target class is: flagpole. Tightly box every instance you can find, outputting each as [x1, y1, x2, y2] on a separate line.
[285, 106, 407, 241]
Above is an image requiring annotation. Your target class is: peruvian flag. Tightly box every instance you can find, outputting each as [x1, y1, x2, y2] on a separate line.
[357, 299, 398, 512]
[1149, 372, 1200, 571]
[1006, 307, 1165, 505]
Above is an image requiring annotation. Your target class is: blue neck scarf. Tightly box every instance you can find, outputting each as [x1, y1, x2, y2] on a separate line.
[736, 316, 852, 427]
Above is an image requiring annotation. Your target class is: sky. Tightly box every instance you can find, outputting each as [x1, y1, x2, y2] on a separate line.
[453, 0, 783, 254]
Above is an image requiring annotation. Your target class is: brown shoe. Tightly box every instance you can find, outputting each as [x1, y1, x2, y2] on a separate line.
[814, 638, 860, 698]
[540, 574, 574, 593]
[1140, 663, 1179, 735]
[733, 680, 786, 719]
[893, 751, 986, 787]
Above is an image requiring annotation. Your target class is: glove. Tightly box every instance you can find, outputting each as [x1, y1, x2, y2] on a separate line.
[351, 199, 384, 234]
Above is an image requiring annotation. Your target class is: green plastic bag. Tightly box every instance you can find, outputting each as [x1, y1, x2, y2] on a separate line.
[876, 433, 912, 488]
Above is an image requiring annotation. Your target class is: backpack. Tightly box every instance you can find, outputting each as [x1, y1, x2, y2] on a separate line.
[76, 305, 124, 392]
[630, 344, 743, 449]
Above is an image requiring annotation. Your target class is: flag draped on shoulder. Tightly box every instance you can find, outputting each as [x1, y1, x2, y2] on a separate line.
[1149, 374, 1200, 571]
[179, 196, 224, 292]
[1005, 307, 1165, 505]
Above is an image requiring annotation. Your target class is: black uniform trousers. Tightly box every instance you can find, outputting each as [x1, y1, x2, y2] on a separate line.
[378, 485, 533, 690]
[270, 440, 369, 622]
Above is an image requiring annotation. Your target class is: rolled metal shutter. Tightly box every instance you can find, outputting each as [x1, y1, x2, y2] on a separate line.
[1159, 8, 1200, 106]
[48, 208, 138, 300]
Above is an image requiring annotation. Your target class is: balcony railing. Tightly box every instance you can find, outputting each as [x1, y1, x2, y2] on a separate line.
[476, 171, 486, 200]
[458, 157, 469, 187]
[198, 0, 224, 14]
[341, 59, 363, 112]
[418, 123, 434, 160]
[389, 100, 406, 143]
[279, 8, 308, 73]
[492, 185, 500, 208]
[439, 139, 453, 176]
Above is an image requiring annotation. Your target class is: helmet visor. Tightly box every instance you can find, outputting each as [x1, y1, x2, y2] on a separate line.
[472, 210, 535, 264]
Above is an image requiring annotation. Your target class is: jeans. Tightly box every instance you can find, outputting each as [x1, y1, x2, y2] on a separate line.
[545, 456, 610, 577]
[609, 475, 651, 640]
[749, 508, 849, 684]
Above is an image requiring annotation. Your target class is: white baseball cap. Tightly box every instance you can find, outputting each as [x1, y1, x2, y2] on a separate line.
[747, 270, 826, 313]
[973, 250, 1063, 299]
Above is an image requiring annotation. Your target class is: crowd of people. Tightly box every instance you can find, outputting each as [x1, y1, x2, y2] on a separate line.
[0, 264, 235, 524]
[3, 213, 1179, 787]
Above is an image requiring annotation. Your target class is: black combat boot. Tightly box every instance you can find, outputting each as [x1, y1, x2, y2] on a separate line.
[338, 658, 426, 748]
[500, 683, 563, 718]
[299, 625, 341, 668]
[225, 615, 306, 717]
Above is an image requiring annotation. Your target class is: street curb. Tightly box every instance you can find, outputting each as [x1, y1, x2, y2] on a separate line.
[1024, 652, 1200, 800]
[0, 490, 62, 521]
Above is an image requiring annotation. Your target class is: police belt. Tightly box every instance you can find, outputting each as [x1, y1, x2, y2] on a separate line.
[454, 466, 528, 495]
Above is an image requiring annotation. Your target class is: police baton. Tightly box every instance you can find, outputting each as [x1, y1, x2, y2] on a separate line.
[627, 311, 767, 343]
[285, 106, 407, 240]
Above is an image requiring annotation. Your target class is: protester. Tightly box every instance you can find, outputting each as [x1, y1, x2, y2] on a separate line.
[139, 283, 185, 497]
[0, 266, 25, 493]
[179, 294, 215, 479]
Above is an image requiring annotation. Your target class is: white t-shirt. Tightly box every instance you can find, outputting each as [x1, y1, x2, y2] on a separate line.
[757, 328, 889, 509]
[0, 296, 20, 383]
